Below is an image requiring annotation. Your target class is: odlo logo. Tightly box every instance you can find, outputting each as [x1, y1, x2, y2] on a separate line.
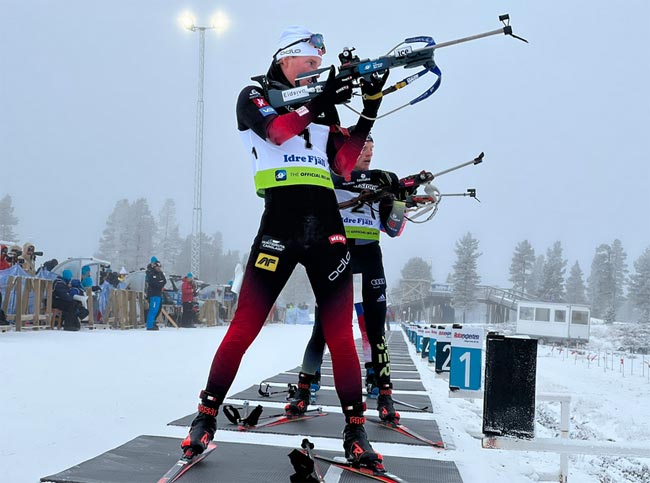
[255, 253, 279, 272]
[328, 251, 351, 281]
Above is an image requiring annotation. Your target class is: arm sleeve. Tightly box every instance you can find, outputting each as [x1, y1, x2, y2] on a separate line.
[237, 86, 318, 145]
[328, 117, 376, 179]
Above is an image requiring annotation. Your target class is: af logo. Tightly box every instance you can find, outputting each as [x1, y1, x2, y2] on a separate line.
[275, 170, 287, 181]
[255, 253, 279, 272]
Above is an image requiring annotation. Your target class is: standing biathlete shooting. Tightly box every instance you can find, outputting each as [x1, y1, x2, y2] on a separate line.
[286, 132, 412, 425]
[180, 26, 390, 472]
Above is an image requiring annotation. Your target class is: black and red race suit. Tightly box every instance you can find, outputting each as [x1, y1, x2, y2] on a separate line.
[202, 63, 374, 408]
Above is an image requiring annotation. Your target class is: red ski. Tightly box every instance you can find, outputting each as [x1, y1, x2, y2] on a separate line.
[156, 442, 217, 483]
[367, 417, 446, 448]
[310, 453, 410, 483]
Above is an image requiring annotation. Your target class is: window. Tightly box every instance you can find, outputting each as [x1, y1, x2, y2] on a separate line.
[554, 310, 566, 323]
[519, 306, 534, 321]
[535, 308, 550, 322]
[571, 310, 589, 325]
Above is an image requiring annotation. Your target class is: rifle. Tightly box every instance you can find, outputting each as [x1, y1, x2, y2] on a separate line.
[338, 152, 484, 223]
[265, 14, 526, 117]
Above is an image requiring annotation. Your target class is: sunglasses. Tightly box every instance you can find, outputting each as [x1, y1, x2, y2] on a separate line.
[274, 33, 325, 59]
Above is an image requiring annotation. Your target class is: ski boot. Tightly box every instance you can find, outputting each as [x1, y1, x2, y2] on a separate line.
[342, 402, 384, 470]
[181, 390, 221, 457]
[377, 384, 400, 424]
[364, 362, 379, 398]
[285, 372, 314, 416]
[309, 370, 321, 404]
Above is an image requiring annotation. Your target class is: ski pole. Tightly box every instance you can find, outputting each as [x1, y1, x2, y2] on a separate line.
[301, 439, 325, 483]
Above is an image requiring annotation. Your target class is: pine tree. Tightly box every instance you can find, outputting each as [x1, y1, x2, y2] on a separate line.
[128, 198, 156, 270]
[565, 261, 587, 304]
[610, 239, 628, 317]
[0, 195, 19, 241]
[175, 235, 193, 276]
[588, 244, 615, 321]
[628, 247, 650, 323]
[154, 199, 183, 273]
[394, 257, 433, 303]
[451, 232, 481, 323]
[96, 199, 156, 270]
[508, 240, 536, 294]
[95, 199, 130, 265]
[400, 257, 433, 282]
[528, 255, 545, 298]
[539, 241, 567, 303]
[199, 232, 223, 282]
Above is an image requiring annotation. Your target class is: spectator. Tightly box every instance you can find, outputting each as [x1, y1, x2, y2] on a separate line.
[21, 243, 40, 275]
[5, 245, 22, 267]
[81, 265, 92, 288]
[181, 272, 197, 328]
[145, 257, 166, 331]
[41, 258, 59, 273]
[69, 279, 90, 322]
[52, 269, 79, 331]
[0, 245, 10, 271]
[98, 271, 119, 320]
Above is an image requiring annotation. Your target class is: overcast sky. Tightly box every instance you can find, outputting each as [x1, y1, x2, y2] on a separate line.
[1, 0, 648, 287]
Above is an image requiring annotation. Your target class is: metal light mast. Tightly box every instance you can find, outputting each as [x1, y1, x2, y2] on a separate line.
[181, 11, 229, 279]
[190, 26, 207, 279]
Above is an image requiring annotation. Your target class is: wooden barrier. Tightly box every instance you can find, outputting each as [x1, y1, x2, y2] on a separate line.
[199, 299, 218, 326]
[84, 287, 95, 328]
[103, 289, 145, 329]
[1, 276, 54, 331]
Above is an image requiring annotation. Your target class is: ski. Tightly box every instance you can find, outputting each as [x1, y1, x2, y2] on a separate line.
[391, 397, 429, 411]
[367, 417, 446, 448]
[310, 453, 410, 483]
[238, 408, 327, 430]
[156, 442, 217, 483]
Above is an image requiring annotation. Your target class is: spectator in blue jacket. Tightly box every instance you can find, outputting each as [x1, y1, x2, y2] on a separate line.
[145, 257, 166, 331]
[52, 269, 79, 331]
[81, 265, 94, 289]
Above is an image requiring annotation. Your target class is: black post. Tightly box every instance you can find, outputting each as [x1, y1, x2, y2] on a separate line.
[482, 333, 537, 438]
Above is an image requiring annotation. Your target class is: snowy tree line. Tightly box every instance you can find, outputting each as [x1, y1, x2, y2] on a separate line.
[2, 194, 649, 320]
[94, 198, 242, 284]
[507, 238, 649, 323]
[395, 234, 650, 324]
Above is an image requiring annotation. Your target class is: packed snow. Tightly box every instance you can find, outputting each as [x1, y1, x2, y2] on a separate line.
[1, 322, 649, 483]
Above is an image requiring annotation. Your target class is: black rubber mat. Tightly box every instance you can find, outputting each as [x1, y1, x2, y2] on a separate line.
[167, 406, 443, 446]
[220, 385, 433, 412]
[264, 373, 426, 391]
[318, 361, 418, 370]
[41, 435, 462, 483]
[288, 366, 421, 380]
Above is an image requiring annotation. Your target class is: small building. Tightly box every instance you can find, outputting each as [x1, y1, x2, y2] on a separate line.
[515, 300, 590, 344]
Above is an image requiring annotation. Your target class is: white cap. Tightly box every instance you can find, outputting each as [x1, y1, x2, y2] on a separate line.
[275, 26, 323, 60]
[119, 266, 128, 275]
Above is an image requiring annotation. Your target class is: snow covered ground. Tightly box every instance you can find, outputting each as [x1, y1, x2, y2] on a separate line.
[1, 322, 649, 483]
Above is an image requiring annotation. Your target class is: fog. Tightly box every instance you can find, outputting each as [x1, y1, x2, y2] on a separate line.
[1, 0, 648, 287]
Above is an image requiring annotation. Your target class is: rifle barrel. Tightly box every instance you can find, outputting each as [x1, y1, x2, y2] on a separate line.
[431, 153, 484, 178]
[428, 27, 507, 52]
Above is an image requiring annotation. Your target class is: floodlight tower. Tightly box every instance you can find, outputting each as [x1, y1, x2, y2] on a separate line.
[180, 11, 229, 278]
